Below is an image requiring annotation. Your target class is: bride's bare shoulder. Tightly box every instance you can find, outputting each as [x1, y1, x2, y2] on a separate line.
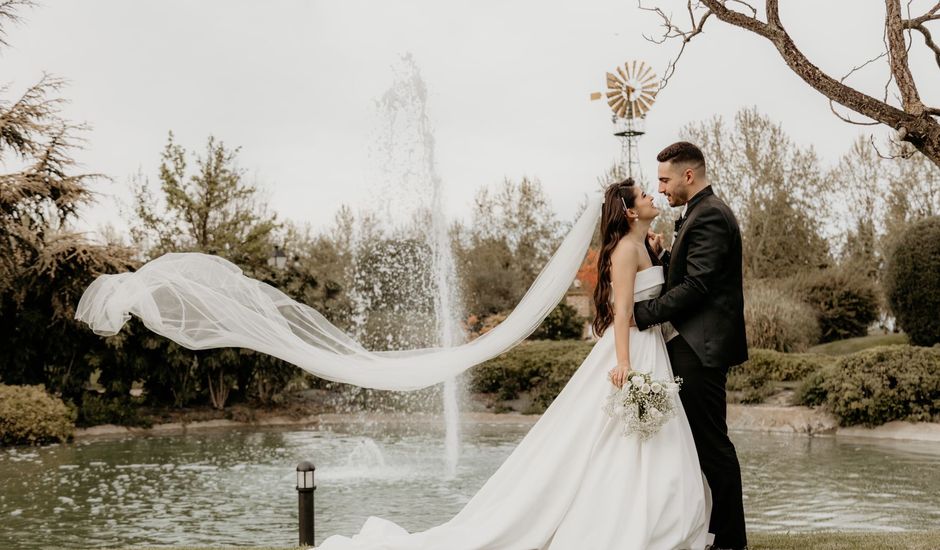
[610, 238, 640, 270]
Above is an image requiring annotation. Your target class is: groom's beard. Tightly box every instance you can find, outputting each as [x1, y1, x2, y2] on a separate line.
[668, 188, 689, 207]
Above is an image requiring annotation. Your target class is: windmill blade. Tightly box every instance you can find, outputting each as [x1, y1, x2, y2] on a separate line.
[596, 60, 660, 118]
[616, 65, 628, 84]
[639, 74, 659, 88]
[639, 75, 658, 87]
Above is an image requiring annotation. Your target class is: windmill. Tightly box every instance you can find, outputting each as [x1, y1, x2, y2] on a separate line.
[590, 61, 659, 180]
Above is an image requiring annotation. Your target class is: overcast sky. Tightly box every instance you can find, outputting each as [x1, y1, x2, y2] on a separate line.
[3, 0, 938, 238]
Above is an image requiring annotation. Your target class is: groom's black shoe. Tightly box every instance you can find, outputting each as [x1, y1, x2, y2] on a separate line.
[705, 546, 748, 550]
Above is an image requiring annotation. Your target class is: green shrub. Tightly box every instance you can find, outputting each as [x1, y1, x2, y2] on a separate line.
[471, 340, 594, 411]
[744, 282, 820, 352]
[726, 367, 772, 404]
[0, 384, 76, 445]
[884, 216, 940, 346]
[76, 394, 152, 428]
[529, 303, 586, 340]
[780, 268, 880, 343]
[819, 345, 940, 427]
[794, 366, 834, 407]
[727, 349, 833, 404]
[735, 349, 835, 382]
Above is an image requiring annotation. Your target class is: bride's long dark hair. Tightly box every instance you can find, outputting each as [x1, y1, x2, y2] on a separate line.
[591, 178, 658, 337]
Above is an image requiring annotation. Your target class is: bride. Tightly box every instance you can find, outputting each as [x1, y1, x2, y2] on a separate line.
[76, 179, 712, 549]
[313, 178, 711, 550]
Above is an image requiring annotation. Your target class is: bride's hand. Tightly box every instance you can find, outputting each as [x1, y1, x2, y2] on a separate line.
[608, 364, 632, 388]
[646, 230, 664, 256]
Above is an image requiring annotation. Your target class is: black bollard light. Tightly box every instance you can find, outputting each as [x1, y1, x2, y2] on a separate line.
[296, 460, 316, 547]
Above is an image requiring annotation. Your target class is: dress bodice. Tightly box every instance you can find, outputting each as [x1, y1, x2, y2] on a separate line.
[634, 265, 664, 301]
[609, 265, 664, 303]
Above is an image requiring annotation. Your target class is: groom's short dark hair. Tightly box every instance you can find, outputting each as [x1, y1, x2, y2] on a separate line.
[657, 141, 706, 168]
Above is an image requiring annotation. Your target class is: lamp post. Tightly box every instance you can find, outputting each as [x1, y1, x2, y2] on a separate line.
[268, 245, 287, 270]
[296, 460, 316, 546]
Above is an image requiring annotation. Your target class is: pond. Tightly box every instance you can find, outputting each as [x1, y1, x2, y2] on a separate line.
[2, 416, 939, 549]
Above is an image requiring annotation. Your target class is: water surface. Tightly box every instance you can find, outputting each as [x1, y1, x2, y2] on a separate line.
[2, 418, 938, 548]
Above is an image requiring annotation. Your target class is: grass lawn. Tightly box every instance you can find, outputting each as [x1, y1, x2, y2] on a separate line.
[124, 531, 940, 550]
[808, 332, 908, 356]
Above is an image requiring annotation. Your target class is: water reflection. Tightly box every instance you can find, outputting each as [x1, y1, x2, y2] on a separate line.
[1, 422, 938, 549]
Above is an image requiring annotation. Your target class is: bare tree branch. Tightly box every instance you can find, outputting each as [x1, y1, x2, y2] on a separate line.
[881, 22, 896, 103]
[907, 19, 940, 69]
[726, 0, 758, 18]
[870, 132, 919, 160]
[903, 1, 940, 26]
[697, 0, 908, 123]
[638, 1, 713, 91]
[829, 50, 885, 125]
[672, 0, 940, 167]
[0, 0, 34, 48]
[885, 0, 926, 115]
[829, 99, 881, 126]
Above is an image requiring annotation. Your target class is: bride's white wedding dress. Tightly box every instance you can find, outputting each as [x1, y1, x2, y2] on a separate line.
[317, 265, 712, 550]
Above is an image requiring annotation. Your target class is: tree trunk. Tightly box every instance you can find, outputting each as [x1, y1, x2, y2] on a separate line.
[207, 368, 230, 410]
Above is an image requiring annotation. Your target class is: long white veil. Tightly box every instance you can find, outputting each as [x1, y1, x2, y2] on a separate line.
[75, 192, 602, 391]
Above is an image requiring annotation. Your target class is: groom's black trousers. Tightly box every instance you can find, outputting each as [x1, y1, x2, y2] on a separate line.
[667, 334, 748, 549]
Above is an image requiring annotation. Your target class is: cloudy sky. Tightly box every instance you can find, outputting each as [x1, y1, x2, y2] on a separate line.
[3, 0, 938, 238]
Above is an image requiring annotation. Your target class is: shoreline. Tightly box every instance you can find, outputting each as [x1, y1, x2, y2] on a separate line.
[73, 405, 940, 444]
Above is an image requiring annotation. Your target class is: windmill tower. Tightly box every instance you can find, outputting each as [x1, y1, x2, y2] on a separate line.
[590, 61, 659, 180]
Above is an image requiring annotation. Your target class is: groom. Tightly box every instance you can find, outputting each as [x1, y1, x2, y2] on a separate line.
[634, 141, 748, 550]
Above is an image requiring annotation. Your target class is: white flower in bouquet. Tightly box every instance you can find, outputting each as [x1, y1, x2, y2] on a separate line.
[602, 371, 684, 441]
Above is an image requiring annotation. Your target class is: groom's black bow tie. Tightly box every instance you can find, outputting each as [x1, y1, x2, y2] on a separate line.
[674, 215, 686, 234]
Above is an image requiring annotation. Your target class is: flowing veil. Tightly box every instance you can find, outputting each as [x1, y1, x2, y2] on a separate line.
[75, 192, 603, 391]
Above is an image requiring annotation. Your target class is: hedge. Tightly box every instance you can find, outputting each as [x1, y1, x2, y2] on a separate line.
[470, 340, 594, 412]
[727, 349, 834, 404]
[884, 216, 940, 346]
[779, 268, 880, 343]
[0, 384, 76, 445]
[795, 345, 940, 427]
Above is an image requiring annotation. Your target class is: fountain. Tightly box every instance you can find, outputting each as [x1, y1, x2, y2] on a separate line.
[344, 53, 465, 477]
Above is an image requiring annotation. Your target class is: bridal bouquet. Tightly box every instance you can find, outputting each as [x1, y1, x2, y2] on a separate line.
[602, 372, 682, 441]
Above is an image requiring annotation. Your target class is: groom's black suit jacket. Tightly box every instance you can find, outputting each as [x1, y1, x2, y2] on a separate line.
[634, 186, 748, 369]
